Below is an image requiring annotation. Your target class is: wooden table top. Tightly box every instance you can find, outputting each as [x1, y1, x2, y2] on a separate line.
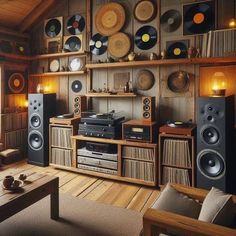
[0, 173, 58, 206]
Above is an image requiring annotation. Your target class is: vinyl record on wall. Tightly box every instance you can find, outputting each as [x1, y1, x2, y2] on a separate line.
[167, 71, 190, 93]
[134, 0, 156, 23]
[71, 80, 82, 93]
[135, 25, 157, 50]
[166, 40, 188, 59]
[45, 17, 62, 38]
[183, 0, 215, 35]
[67, 14, 85, 35]
[64, 36, 82, 52]
[6, 71, 27, 94]
[160, 9, 182, 32]
[90, 33, 108, 55]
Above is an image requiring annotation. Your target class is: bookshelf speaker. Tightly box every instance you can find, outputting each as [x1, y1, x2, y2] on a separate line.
[142, 96, 155, 121]
[196, 95, 236, 193]
[74, 95, 86, 117]
[28, 93, 56, 166]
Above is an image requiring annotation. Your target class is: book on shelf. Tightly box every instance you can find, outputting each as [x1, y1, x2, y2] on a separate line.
[51, 127, 72, 148]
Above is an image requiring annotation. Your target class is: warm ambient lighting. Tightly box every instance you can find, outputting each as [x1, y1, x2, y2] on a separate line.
[229, 18, 236, 27]
[24, 100, 28, 107]
[211, 72, 227, 96]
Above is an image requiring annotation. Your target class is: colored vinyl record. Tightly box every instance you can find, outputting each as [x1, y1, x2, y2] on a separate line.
[166, 41, 188, 59]
[90, 33, 108, 55]
[183, 0, 215, 35]
[45, 18, 62, 38]
[160, 9, 182, 32]
[64, 36, 81, 52]
[8, 73, 25, 94]
[135, 26, 157, 50]
[67, 14, 85, 35]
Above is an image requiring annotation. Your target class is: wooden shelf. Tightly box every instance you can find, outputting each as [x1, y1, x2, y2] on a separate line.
[0, 52, 31, 61]
[86, 56, 236, 69]
[161, 163, 192, 170]
[29, 71, 86, 77]
[85, 93, 137, 98]
[31, 51, 87, 60]
[51, 145, 73, 150]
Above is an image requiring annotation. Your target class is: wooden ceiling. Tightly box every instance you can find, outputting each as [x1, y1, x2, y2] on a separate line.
[0, 0, 56, 35]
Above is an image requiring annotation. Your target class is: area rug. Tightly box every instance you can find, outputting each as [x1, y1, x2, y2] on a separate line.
[0, 194, 143, 236]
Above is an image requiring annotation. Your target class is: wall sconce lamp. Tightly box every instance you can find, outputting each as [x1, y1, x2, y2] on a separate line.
[211, 72, 227, 96]
[229, 0, 236, 27]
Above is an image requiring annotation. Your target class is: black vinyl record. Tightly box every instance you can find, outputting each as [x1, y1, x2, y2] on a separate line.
[45, 18, 62, 38]
[64, 36, 81, 52]
[71, 80, 82, 93]
[160, 9, 182, 32]
[166, 41, 188, 59]
[135, 25, 157, 50]
[67, 14, 85, 35]
[183, 0, 215, 35]
[90, 33, 108, 55]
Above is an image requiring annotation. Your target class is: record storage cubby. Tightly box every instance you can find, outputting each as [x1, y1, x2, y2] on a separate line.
[159, 133, 195, 187]
[50, 135, 158, 186]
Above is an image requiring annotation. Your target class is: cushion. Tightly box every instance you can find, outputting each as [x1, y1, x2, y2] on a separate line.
[152, 183, 201, 219]
[198, 187, 235, 227]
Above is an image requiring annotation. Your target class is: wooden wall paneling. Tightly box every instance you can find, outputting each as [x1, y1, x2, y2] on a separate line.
[57, 75, 69, 115]
[0, 65, 4, 113]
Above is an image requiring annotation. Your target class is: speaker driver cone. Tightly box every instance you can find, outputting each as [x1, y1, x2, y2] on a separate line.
[202, 126, 219, 145]
[197, 150, 225, 179]
[28, 131, 44, 151]
[30, 114, 41, 128]
[143, 111, 150, 118]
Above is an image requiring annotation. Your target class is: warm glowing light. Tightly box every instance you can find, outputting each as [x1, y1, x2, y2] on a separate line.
[211, 72, 227, 96]
[229, 18, 236, 27]
[24, 100, 28, 107]
[44, 85, 51, 92]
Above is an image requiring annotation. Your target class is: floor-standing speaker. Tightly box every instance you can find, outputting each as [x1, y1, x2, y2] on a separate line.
[28, 93, 56, 166]
[196, 95, 235, 193]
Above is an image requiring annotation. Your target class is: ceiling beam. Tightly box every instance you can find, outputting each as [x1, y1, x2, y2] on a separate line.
[0, 26, 29, 39]
[18, 0, 56, 33]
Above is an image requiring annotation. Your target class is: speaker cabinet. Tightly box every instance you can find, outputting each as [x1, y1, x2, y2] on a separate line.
[73, 95, 86, 117]
[28, 93, 56, 166]
[196, 95, 235, 193]
[142, 96, 155, 121]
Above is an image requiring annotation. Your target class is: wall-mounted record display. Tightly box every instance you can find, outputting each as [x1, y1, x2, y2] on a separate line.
[183, 0, 215, 35]
[44, 17, 63, 38]
[69, 57, 84, 72]
[95, 2, 125, 36]
[5, 71, 27, 94]
[90, 33, 108, 55]
[167, 71, 190, 93]
[160, 9, 182, 33]
[166, 40, 188, 59]
[67, 14, 85, 35]
[71, 80, 82, 93]
[108, 32, 131, 58]
[63, 35, 82, 52]
[45, 37, 62, 54]
[136, 70, 155, 91]
[135, 26, 157, 50]
[134, 0, 156, 23]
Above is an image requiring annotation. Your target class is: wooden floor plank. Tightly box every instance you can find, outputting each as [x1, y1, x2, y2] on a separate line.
[78, 179, 103, 198]
[140, 190, 160, 214]
[126, 187, 153, 212]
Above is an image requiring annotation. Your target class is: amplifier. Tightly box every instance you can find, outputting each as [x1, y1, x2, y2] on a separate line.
[78, 164, 117, 175]
[122, 120, 157, 143]
[78, 123, 122, 139]
[85, 142, 117, 154]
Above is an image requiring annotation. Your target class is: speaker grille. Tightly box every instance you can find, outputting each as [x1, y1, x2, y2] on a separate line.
[197, 150, 225, 179]
[201, 126, 220, 145]
[28, 131, 44, 151]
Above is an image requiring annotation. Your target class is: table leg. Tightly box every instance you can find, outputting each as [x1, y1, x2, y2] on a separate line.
[50, 178, 59, 220]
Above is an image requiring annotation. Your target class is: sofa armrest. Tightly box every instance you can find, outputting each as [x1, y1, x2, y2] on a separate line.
[143, 208, 236, 236]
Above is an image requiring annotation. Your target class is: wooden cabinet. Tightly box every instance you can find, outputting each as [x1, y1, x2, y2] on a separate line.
[51, 135, 158, 186]
[158, 125, 196, 187]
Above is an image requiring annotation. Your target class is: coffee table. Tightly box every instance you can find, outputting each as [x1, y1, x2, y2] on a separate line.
[0, 173, 59, 222]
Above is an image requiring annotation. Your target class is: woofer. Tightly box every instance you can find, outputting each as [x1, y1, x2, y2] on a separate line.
[201, 126, 219, 145]
[30, 114, 41, 128]
[143, 105, 150, 111]
[197, 150, 225, 179]
[143, 111, 150, 118]
[28, 131, 44, 151]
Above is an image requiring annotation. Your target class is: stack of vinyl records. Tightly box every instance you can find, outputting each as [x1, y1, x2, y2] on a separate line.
[162, 166, 190, 186]
[51, 127, 72, 148]
[3, 112, 28, 132]
[162, 139, 191, 168]
[122, 146, 154, 161]
[77, 147, 118, 175]
[122, 159, 154, 181]
[5, 129, 27, 149]
[202, 28, 236, 57]
[51, 148, 72, 167]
